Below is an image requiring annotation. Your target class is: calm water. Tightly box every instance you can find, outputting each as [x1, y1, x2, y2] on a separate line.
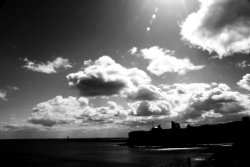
[0, 139, 213, 167]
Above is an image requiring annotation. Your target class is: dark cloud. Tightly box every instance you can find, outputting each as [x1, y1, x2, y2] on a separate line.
[67, 56, 151, 97]
[75, 77, 126, 96]
[190, 96, 236, 112]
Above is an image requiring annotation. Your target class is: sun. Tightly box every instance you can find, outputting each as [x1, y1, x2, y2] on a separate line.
[145, 0, 189, 32]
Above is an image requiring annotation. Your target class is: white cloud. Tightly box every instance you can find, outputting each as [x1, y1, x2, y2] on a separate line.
[127, 84, 162, 101]
[201, 110, 222, 119]
[236, 60, 250, 69]
[128, 82, 250, 125]
[20, 81, 250, 129]
[181, 0, 250, 58]
[23, 57, 72, 74]
[0, 90, 7, 101]
[28, 96, 130, 127]
[0, 86, 20, 101]
[128, 47, 138, 55]
[237, 73, 250, 91]
[28, 96, 89, 126]
[19, 74, 250, 128]
[66, 56, 151, 97]
[132, 100, 171, 117]
[138, 46, 204, 75]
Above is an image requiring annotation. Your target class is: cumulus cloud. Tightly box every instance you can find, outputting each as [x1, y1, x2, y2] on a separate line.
[0, 90, 7, 101]
[28, 96, 129, 127]
[26, 83, 250, 128]
[128, 82, 250, 125]
[181, 0, 250, 58]
[66, 56, 151, 97]
[28, 96, 89, 126]
[133, 101, 171, 116]
[23, 57, 72, 74]
[127, 84, 162, 101]
[163, 83, 248, 115]
[138, 46, 204, 75]
[237, 73, 250, 91]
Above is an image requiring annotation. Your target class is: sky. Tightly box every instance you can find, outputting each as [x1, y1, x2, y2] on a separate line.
[1, 0, 250, 138]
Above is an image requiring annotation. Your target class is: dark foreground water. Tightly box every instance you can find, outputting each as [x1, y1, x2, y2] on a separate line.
[0, 139, 219, 167]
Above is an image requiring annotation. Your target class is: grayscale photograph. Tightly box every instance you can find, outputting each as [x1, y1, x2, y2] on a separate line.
[0, 0, 250, 166]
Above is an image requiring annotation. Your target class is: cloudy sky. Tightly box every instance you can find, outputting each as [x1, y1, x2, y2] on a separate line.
[1, 0, 250, 138]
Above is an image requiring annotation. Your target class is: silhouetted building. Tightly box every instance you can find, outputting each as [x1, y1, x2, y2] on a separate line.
[242, 116, 250, 123]
[171, 121, 180, 130]
[128, 117, 250, 147]
[151, 125, 163, 132]
[186, 124, 193, 129]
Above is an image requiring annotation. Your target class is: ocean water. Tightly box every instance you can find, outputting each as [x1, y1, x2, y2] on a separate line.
[0, 139, 213, 167]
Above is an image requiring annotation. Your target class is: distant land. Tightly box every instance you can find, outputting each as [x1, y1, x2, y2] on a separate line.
[0, 137, 127, 142]
[127, 117, 250, 147]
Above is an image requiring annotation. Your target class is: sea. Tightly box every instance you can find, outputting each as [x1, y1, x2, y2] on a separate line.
[0, 139, 230, 167]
